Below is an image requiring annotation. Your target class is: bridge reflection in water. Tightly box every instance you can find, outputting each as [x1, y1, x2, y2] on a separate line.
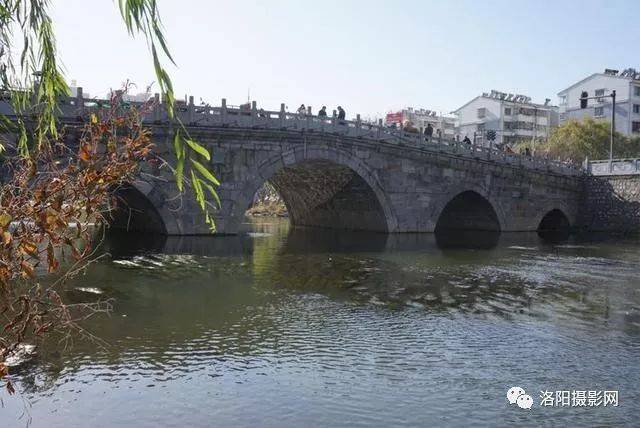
[7, 217, 638, 427]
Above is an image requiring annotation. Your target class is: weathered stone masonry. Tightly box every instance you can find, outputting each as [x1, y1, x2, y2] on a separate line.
[121, 126, 583, 235]
[581, 175, 640, 232]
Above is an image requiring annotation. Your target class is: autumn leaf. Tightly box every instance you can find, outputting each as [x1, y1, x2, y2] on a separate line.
[19, 241, 39, 257]
[20, 261, 35, 278]
[47, 243, 59, 273]
[79, 145, 92, 162]
[0, 212, 11, 228]
[70, 243, 82, 261]
[2, 231, 11, 246]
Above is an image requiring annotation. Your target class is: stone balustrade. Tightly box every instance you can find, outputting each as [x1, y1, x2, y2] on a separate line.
[0, 90, 583, 176]
[586, 159, 640, 176]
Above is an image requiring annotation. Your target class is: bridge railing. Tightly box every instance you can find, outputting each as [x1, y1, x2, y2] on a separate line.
[0, 92, 583, 176]
[586, 158, 640, 176]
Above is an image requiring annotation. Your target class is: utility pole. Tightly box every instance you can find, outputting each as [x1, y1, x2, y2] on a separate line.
[532, 107, 537, 145]
[579, 90, 617, 172]
[610, 90, 616, 171]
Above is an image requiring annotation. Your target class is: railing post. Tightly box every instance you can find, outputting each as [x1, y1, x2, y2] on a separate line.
[332, 109, 337, 131]
[472, 132, 476, 154]
[356, 114, 362, 133]
[76, 86, 84, 117]
[188, 95, 195, 125]
[251, 100, 257, 126]
[377, 119, 383, 139]
[278, 103, 286, 128]
[221, 98, 227, 124]
[306, 106, 312, 130]
[153, 93, 161, 122]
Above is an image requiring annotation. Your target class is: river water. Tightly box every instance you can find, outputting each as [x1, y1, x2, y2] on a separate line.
[2, 218, 639, 427]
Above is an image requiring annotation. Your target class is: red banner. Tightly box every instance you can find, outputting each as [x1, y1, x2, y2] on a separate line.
[385, 112, 403, 124]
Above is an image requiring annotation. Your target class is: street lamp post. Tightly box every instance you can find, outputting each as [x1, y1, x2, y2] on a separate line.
[579, 89, 617, 172]
[609, 90, 616, 172]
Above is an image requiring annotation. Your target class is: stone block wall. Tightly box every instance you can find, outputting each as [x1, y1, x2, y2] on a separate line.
[581, 175, 640, 232]
[118, 126, 584, 235]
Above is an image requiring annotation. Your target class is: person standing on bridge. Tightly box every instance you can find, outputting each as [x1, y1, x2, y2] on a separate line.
[462, 135, 472, 145]
[337, 106, 346, 121]
[424, 123, 434, 142]
[318, 106, 327, 118]
[297, 104, 306, 117]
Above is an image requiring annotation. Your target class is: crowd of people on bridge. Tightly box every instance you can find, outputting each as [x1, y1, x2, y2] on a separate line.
[238, 101, 574, 168]
[394, 120, 545, 158]
[295, 104, 346, 121]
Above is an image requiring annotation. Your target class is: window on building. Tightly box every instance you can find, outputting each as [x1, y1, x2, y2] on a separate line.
[580, 91, 588, 109]
[634, 104, 640, 114]
[477, 123, 485, 132]
[559, 95, 567, 105]
[504, 107, 512, 116]
[594, 107, 605, 117]
[635, 87, 640, 97]
[633, 121, 640, 133]
[477, 108, 486, 118]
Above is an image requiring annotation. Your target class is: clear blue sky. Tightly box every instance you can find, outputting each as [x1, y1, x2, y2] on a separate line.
[50, 0, 638, 119]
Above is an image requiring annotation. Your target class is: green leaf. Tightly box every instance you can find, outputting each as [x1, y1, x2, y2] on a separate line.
[175, 158, 184, 191]
[173, 129, 184, 159]
[186, 139, 210, 161]
[190, 170, 205, 210]
[202, 182, 221, 208]
[191, 159, 220, 185]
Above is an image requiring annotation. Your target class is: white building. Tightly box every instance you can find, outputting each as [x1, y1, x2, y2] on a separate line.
[557, 68, 640, 137]
[385, 107, 456, 138]
[452, 90, 558, 147]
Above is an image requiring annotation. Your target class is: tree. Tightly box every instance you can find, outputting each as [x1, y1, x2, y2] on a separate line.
[540, 118, 640, 162]
[0, 0, 219, 225]
[0, 0, 219, 395]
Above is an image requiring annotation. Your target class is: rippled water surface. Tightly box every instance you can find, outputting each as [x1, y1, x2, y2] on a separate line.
[2, 218, 640, 427]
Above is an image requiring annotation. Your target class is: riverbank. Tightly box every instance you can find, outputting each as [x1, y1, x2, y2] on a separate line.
[246, 182, 288, 217]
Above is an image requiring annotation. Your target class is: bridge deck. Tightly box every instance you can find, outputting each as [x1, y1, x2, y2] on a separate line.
[0, 94, 582, 176]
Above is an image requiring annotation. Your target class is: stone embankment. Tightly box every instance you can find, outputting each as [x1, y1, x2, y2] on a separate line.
[581, 175, 640, 232]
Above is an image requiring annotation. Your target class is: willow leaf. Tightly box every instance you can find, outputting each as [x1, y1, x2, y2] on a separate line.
[191, 159, 220, 186]
[186, 139, 210, 161]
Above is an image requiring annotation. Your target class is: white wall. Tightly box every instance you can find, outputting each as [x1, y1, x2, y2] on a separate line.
[559, 74, 631, 110]
[558, 74, 640, 136]
[456, 96, 555, 145]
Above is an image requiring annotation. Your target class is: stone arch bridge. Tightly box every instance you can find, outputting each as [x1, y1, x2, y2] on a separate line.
[119, 115, 581, 235]
[2, 96, 583, 235]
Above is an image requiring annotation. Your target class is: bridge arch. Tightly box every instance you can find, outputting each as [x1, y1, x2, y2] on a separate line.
[537, 208, 571, 232]
[533, 199, 575, 231]
[434, 189, 503, 232]
[229, 145, 397, 233]
[108, 179, 181, 235]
